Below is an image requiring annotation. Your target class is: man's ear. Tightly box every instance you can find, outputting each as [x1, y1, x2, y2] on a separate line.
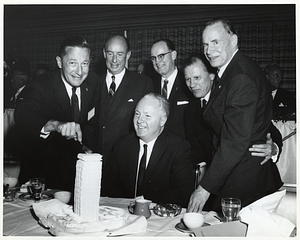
[56, 56, 62, 69]
[209, 73, 215, 81]
[126, 50, 132, 61]
[231, 34, 238, 48]
[171, 50, 177, 61]
[103, 48, 107, 59]
[161, 115, 167, 127]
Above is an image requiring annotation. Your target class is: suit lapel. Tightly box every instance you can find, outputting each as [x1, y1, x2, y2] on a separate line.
[128, 136, 140, 192]
[144, 131, 166, 180]
[80, 79, 92, 123]
[52, 71, 72, 120]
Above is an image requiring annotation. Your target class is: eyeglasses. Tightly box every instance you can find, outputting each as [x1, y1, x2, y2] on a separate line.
[149, 51, 172, 62]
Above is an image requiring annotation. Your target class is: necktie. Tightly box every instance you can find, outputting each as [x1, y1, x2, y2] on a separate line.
[201, 99, 207, 109]
[213, 73, 220, 91]
[162, 79, 168, 98]
[136, 144, 148, 196]
[109, 75, 116, 97]
[71, 87, 80, 122]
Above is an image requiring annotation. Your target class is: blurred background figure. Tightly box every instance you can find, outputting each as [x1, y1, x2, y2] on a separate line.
[4, 69, 29, 109]
[4, 42, 31, 79]
[265, 64, 296, 120]
[33, 63, 49, 81]
[137, 62, 145, 74]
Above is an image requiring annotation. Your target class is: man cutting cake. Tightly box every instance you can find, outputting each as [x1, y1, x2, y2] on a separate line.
[14, 36, 100, 191]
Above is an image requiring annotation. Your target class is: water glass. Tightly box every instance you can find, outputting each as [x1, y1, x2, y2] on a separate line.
[221, 197, 241, 222]
[28, 178, 45, 202]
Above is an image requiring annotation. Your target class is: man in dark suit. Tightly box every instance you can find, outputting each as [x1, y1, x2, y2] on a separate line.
[188, 19, 282, 213]
[101, 93, 194, 208]
[150, 39, 193, 138]
[184, 55, 282, 170]
[265, 63, 296, 119]
[14, 36, 100, 191]
[98, 35, 153, 165]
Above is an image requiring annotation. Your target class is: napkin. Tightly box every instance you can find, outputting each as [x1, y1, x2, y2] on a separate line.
[239, 190, 295, 237]
[32, 199, 147, 236]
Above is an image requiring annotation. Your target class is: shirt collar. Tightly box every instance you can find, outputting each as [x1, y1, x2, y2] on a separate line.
[218, 49, 239, 78]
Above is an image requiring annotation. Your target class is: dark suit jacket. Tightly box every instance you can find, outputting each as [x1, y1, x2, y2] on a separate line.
[152, 70, 193, 138]
[101, 130, 194, 208]
[202, 51, 283, 208]
[97, 69, 154, 164]
[273, 87, 296, 119]
[184, 97, 214, 169]
[14, 69, 100, 190]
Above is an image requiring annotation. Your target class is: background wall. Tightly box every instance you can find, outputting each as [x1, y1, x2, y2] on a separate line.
[4, 4, 296, 92]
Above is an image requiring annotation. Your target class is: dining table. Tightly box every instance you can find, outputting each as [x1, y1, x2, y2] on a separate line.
[3, 190, 199, 237]
[3, 188, 296, 237]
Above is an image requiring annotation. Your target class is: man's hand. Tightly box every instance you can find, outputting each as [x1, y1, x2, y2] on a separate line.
[44, 120, 82, 142]
[187, 185, 210, 213]
[249, 133, 277, 165]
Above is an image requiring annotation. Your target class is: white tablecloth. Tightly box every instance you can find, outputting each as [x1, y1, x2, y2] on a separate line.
[272, 120, 296, 185]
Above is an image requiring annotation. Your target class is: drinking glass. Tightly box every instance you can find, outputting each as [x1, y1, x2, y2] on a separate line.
[221, 197, 241, 222]
[28, 178, 45, 202]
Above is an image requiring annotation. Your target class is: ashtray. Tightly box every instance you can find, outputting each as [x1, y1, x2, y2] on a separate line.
[153, 203, 182, 217]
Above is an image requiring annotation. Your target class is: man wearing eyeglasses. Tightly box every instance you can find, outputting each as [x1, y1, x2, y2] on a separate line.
[150, 39, 193, 138]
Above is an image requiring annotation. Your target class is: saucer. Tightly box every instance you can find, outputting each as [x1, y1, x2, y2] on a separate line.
[19, 192, 54, 203]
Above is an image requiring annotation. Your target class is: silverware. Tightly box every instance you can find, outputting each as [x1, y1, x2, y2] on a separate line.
[67, 135, 92, 154]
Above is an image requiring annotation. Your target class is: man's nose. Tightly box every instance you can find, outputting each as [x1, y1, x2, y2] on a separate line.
[76, 65, 83, 75]
[112, 54, 117, 63]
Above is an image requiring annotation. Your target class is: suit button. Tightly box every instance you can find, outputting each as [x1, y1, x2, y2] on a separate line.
[103, 126, 106, 129]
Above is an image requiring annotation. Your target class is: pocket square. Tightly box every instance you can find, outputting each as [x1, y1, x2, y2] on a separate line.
[128, 99, 134, 102]
[87, 107, 95, 121]
[279, 103, 285, 107]
[177, 101, 189, 105]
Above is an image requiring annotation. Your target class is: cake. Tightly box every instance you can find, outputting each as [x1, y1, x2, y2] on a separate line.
[74, 153, 102, 222]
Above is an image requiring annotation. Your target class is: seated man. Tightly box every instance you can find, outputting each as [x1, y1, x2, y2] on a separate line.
[265, 63, 296, 120]
[101, 93, 194, 208]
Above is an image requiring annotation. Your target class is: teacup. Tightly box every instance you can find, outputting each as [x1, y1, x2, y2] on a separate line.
[54, 191, 71, 204]
[183, 212, 205, 229]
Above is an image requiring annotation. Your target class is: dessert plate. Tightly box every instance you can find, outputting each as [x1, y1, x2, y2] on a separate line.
[19, 192, 54, 203]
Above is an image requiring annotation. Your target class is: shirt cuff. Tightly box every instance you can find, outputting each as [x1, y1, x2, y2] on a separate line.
[40, 126, 50, 139]
[271, 143, 279, 163]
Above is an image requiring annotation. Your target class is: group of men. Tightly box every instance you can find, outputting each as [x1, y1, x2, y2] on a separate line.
[13, 18, 283, 212]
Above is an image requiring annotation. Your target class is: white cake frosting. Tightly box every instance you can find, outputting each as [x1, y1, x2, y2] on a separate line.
[74, 153, 102, 222]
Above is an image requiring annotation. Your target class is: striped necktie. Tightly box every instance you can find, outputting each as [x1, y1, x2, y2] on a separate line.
[162, 79, 168, 98]
[109, 75, 116, 97]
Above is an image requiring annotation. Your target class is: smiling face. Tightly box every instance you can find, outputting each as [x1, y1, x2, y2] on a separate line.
[56, 46, 90, 87]
[150, 41, 176, 79]
[103, 36, 131, 75]
[202, 22, 238, 69]
[133, 96, 167, 143]
[184, 60, 214, 98]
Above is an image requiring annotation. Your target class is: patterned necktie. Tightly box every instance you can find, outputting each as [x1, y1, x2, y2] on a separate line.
[136, 144, 148, 196]
[71, 87, 80, 122]
[162, 79, 168, 98]
[109, 75, 116, 97]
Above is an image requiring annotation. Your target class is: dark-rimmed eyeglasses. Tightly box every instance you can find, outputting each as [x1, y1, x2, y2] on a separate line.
[149, 51, 172, 62]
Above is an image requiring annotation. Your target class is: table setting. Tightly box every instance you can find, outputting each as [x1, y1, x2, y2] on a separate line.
[3, 153, 296, 238]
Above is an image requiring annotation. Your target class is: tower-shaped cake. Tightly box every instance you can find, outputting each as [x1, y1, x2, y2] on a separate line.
[74, 153, 102, 222]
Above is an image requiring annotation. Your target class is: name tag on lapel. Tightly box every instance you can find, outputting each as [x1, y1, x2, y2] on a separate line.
[87, 107, 95, 121]
[177, 101, 189, 106]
